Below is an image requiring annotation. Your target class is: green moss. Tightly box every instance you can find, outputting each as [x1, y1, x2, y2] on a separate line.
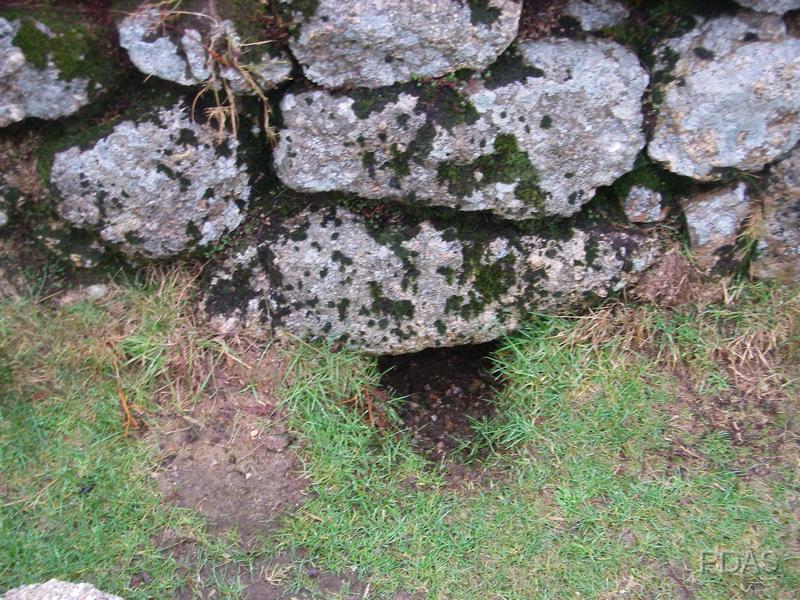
[383, 123, 436, 180]
[612, 152, 694, 201]
[436, 134, 546, 210]
[368, 282, 415, 322]
[349, 87, 405, 120]
[5, 8, 116, 85]
[482, 48, 545, 90]
[473, 255, 517, 303]
[693, 46, 715, 60]
[462, 0, 501, 25]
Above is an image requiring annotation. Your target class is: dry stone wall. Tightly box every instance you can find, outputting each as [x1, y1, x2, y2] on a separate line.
[1, 0, 798, 353]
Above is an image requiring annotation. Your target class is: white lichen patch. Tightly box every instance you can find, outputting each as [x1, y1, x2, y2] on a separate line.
[275, 38, 647, 220]
[0, 17, 92, 127]
[649, 13, 800, 180]
[50, 102, 251, 259]
[288, 0, 521, 88]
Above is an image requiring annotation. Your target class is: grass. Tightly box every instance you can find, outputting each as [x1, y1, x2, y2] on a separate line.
[0, 267, 259, 598]
[1, 265, 799, 598]
[276, 281, 800, 598]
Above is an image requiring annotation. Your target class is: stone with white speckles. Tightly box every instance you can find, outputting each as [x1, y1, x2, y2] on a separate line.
[0, 15, 112, 127]
[751, 148, 800, 282]
[624, 186, 665, 223]
[275, 38, 647, 220]
[648, 13, 800, 181]
[118, 3, 291, 93]
[286, 0, 521, 88]
[49, 101, 251, 260]
[735, 0, 800, 14]
[2, 580, 122, 600]
[680, 182, 750, 272]
[202, 206, 662, 354]
[564, 0, 629, 30]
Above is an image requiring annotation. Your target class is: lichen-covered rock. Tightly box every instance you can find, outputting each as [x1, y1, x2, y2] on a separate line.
[648, 13, 800, 181]
[275, 38, 647, 220]
[1, 579, 122, 600]
[680, 182, 750, 272]
[203, 207, 661, 354]
[735, 0, 800, 14]
[564, 0, 629, 30]
[286, 0, 521, 88]
[0, 12, 115, 127]
[624, 186, 665, 223]
[48, 101, 251, 260]
[751, 148, 800, 282]
[117, 2, 292, 92]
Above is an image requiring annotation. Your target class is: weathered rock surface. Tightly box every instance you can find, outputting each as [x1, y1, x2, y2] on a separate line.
[648, 13, 800, 181]
[735, 0, 800, 14]
[751, 148, 800, 281]
[49, 101, 251, 260]
[0, 14, 113, 127]
[1, 580, 121, 600]
[203, 207, 661, 354]
[564, 0, 629, 30]
[624, 186, 665, 223]
[286, 0, 521, 88]
[118, 3, 292, 92]
[275, 38, 647, 220]
[680, 182, 750, 272]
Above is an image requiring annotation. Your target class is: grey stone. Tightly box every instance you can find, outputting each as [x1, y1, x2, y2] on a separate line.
[1, 580, 121, 600]
[49, 101, 251, 260]
[202, 207, 661, 354]
[564, 0, 629, 30]
[649, 14, 800, 180]
[118, 3, 292, 92]
[736, 0, 800, 14]
[751, 148, 800, 281]
[286, 0, 521, 88]
[0, 16, 109, 127]
[275, 38, 647, 220]
[624, 186, 665, 223]
[680, 182, 750, 272]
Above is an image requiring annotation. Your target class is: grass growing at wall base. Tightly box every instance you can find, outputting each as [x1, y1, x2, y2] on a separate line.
[0, 269, 253, 598]
[1, 265, 798, 599]
[276, 282, 800, 598]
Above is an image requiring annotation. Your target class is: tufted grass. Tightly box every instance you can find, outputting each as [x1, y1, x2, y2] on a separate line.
[1, 262, 799, 599]
[277, 280, 800, 598]
[0, 267, 253, 598]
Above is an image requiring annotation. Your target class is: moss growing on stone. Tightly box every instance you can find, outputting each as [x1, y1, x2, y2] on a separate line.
[436, 134, 546, 209]
[482, 48, 545, 90]
[4, 7, 117, 86]
[611, 151, 694, 201]
[462, 0, 502, 25]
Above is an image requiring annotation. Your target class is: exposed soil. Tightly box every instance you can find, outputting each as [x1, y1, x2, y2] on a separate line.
[149, 346, 306, 543]
[377, 342, 503, 460]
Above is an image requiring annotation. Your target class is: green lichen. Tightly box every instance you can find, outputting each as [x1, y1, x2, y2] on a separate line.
[436, 133, 546, 210]
[368, 281, 415, 322]
[612, 152, 694, 201]
[461, 0, 502, 25]
[482, 48, 545, 90]
[5, 8, 116, 85]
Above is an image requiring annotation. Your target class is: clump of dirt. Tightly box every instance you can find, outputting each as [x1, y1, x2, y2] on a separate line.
[150, 346, 307, 543]
[377, 342, 503, 460]
[631, 244, 723, 307]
